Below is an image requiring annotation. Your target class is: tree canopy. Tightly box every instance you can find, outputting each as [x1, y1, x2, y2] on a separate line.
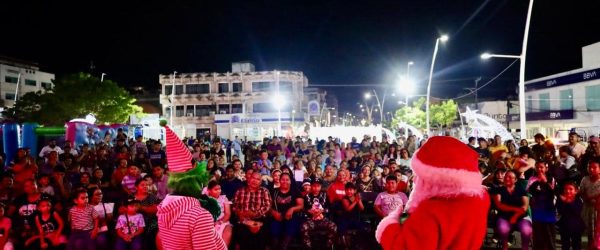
[391, 97, 457, 130]
[2, 73, 143, 125]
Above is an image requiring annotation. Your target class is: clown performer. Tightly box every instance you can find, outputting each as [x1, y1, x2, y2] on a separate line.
[157, 122, 226, 250]
[376, 136, 490, 250]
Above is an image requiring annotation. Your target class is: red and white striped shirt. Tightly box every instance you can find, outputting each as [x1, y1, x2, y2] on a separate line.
[69, 205, 98, 231]
[157, 195, 226, 250]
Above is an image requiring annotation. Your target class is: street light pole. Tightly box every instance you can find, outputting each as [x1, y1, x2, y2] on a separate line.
[169, 71, 177, 127]
[480, 0, 533, 140]
[426, 35, 448, 136]
[518, 0, 534, 140]
[406, 61, 413, 105]
[276, 71, 281, 137]
[101, 73, 106, 82]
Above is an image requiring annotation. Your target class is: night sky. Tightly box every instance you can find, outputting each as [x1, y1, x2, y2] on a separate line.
[1, 1, 599, 114]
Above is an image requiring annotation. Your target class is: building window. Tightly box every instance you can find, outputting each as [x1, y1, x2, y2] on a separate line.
[559, 89, 573, 110]
[232, 104, 243, 113]
[218, 104, 230, 114]
[185, 105, 194, 117]
[539, 93, 550, 111]
[195, 105, 215, 117]
[218, 83, 229, 93]
[165, 107, 171, 117]
[253, 103, 276, 113]
[24, 79, 36, 86]
[279, 81, 293, 92]
[175, 106, 184, 117]
[5, 93, 15, 100]
[252, 82, 271, 92]
[186, 84, 210, 94]
[164, 85, 184, 95]
[527, 96, 533, 113]
[232, 82, 243, 92]
[5, 76, 18, 84]
[586, 85, 600, 111]
[41, 82, 52, 89]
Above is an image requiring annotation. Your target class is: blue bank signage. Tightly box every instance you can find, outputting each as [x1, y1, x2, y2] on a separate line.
[508, 110, 574, 122]
[526, 68, 600, 92]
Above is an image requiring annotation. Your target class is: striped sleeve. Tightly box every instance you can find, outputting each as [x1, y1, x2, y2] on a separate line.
[190, 210, 226, 250]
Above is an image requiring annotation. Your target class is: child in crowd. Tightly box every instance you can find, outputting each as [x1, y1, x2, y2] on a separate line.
[580, 161, 600, 250]
[0, 203, 13, 250]
[67, 188, 99, 250]
[206, 180, 232, 247]
[37, 174, 55, 196]
[557, 182, 584, 250]
[374, 175, 407, 218]
[115, 199, 145, 250]
[339, 182, 365, 247]
[28, 199, 66, 250]
[143, 175, 158, 196]
[121, 165, 141, 195]
[527, 162, 556, 250]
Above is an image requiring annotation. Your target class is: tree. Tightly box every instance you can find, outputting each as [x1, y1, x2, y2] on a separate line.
[430, 99, 458, 130]
[2, 73, 143, 125]
[391, 97, 427, 129]
[391, 97, 457, 131]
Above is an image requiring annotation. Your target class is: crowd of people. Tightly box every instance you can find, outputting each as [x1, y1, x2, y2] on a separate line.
[0, 129, 598, 250]
[476, 132, 600, 250]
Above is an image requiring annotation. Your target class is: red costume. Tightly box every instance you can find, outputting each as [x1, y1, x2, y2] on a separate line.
[157, 125, 226, 250]
[376, 136, 489, 250]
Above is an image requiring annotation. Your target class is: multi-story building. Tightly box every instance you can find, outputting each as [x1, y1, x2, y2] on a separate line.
[0, 56, 54, 108]
[159, 62, 308, 141]
[508, 41, 600, 139]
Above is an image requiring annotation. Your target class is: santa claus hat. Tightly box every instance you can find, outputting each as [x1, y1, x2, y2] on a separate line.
[405, 136, 485, 212]
[163, 124, 193, 173]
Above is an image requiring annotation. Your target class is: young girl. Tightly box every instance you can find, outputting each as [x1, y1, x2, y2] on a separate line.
[557, 182, 584, 250]
[0, 203, 13, 250]
[207, 180, 232, 247]
[143, 175, 158, 196]
[66, 188, 99, 250]
[28, 199, 66, 249]
[580, 160, 600, 249]
[340, 182, 365, 247]
[115, 199, 145, 250]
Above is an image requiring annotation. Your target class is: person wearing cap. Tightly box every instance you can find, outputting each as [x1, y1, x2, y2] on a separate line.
[301, 178, 336, 249]
[156, 124, 226, 250]
[568, 132, 586, 160]
[376, 136, 490, 250]
[580, 136, 600, 177]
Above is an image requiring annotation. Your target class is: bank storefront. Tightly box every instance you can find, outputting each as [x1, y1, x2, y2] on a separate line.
[215, 112, 305, 141]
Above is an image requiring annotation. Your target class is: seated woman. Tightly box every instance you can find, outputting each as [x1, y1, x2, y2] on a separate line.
[269, 173, 304, 250]
[492, 170, 532, 250]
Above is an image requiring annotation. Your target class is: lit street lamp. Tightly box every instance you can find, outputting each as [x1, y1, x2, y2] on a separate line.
[405, 61, 414, 105]
[480, 0, 534, 140]
[272, 93, 286, 137]
[426, 34, 449, 136]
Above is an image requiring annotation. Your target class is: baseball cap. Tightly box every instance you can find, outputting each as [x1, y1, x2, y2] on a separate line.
[310, 178, 323, 185]
[590, 136, 600, 143]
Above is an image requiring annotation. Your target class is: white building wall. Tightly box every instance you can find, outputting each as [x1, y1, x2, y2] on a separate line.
[0, 64, 54, 107]
[158, 66, 309, 139]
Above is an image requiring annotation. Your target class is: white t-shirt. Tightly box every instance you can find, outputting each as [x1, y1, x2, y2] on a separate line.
[374, 192, 406, 216]
[215, 195, 231, 222]
[116, 213, 145, 235]
[93, 203, 114, 232]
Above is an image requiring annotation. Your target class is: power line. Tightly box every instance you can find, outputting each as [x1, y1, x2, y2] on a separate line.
[444, 59, 519, 101]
